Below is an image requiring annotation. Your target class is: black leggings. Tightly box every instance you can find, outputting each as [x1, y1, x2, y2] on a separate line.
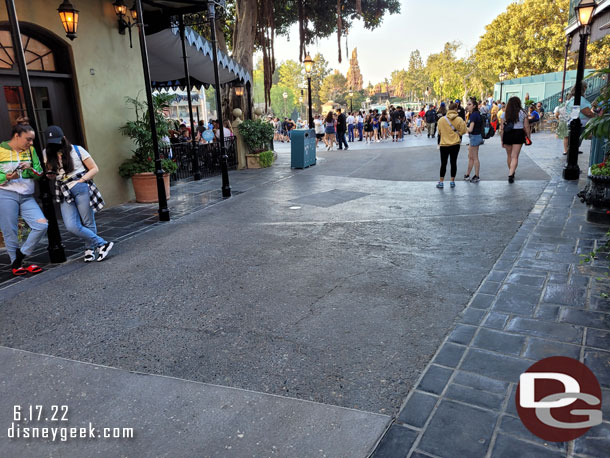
[440, 144, 460, 179]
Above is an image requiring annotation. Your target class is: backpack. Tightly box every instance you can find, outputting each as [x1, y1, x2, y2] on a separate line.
[481, 112, 495, 139]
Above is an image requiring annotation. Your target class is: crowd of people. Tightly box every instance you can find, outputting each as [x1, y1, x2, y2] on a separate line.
[167, 118, 234, 145]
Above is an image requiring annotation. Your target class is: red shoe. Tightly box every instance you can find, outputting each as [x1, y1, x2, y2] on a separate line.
[12, 267, 27, 276]
[24, 264, 43, 274]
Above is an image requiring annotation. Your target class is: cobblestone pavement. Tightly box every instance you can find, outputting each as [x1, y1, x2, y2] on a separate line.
[371, 136, 610, 458]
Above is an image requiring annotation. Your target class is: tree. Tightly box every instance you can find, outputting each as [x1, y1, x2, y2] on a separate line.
[309, 53, 331, 113]
[278, 59, 305, 105]
[270, 85, 296, 118]
[476, 0, 571, 77]
[319, 71, 347, 104]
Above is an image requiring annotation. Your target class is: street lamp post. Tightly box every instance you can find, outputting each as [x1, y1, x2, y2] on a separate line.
[499, 71, 509, 102]
[208, 0, 231, 197]
[282, 91, 288, 118]
[298, 96, 303, 121]
[564, 0, 596, 180]
[349, 91, 353, 112]
[303, 54, 314, 129]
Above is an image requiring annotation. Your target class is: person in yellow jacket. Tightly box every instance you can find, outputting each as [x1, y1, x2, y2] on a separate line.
[436, 102, 467, 188]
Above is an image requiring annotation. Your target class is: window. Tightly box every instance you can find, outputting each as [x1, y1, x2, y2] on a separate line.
[0, 30, 56, 72]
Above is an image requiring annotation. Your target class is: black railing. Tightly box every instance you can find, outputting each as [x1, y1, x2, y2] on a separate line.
[160, 138, 238, 184]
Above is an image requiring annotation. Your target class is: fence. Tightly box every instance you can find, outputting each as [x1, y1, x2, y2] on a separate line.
[160, 137, 237, 184]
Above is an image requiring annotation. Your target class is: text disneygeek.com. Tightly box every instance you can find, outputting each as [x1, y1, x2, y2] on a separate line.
[8, 405, 134, 441]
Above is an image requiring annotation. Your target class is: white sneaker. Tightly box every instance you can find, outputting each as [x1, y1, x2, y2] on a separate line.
[96, 242, 114, 262]
[84, 249, 96, 262]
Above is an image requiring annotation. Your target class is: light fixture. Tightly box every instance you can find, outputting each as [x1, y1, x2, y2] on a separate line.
[303, 54, 314, 74]
[283, 92, 288, 100]
[576, 0, 596, 27]
[349, 91, 353, 97]
[234, 86, 244, 97]
[499, 71, 508, 81]
[113, 0, 138, 48]
[57, 0, 79, 41]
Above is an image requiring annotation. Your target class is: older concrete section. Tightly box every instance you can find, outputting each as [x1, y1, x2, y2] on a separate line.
[0, 346, 390, 457]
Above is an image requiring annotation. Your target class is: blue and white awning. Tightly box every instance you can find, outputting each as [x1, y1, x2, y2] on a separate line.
[148, 26, 251, 89]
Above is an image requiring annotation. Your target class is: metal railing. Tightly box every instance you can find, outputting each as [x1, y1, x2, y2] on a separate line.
[537, 73, 608, 113]
[160, 138, 238, 184]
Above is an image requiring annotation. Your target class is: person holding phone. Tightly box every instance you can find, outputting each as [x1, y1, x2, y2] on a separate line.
[44, 125, 113, 262]
[0, 117, 48, 276]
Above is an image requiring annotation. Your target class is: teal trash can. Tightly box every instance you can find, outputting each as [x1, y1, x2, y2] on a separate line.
[291, 129, 317, 168]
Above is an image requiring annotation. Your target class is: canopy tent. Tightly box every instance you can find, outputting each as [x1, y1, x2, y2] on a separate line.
[147, 26, 251, 90]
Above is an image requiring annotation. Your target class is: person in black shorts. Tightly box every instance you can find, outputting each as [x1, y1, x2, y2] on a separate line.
[391, 107, 403, 142]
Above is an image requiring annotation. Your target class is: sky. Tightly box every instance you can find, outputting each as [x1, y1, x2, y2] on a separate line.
[270, 0, 516, 84]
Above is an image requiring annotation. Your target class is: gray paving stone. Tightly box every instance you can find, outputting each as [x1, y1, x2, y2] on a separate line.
[409, 453, 434, 458]
[444, 383, 504, 411]
[590, 294, 610, 313]
[397, 391, 438, 428]
[418, 400, 497, 458]
[586, 329, 610, 349]
[534, 304, 560, 321]
[573, 422, 610, 457]
[491, 433, 564, 458]
[417, 365, 453, 396]
[470, 293, 496, 310]
[559, 308, 610, 330]
[570, 274, 590, 287]
[472, 328, 526, 356]
[498, 415, 567, 452]
[460, 308, 486, 325]
[433, 343, 466, 368]
[523, 337, 581, 361]
[506, 317, 583, 344]
[447, 325, 477, 345]
[369, 424, 418, 458]
[479, 281, 502, 295]
[603, 388, 610, 421]
[542, 284, 587, 307]
[583, 349, 610, 389]
[518, 248, 539, 259]
[452, 371, 509, 395]
[460, 349, 531, 383]
[515, 259, 571, 273]
[483, 312, 510, 330]
[488, 271, 508, 282]
[505, 273, 546, 288]
[548, 272, 569, 284]
[493, 284, 541, 315]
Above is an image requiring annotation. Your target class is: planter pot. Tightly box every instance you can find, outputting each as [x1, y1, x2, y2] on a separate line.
[131, 172, 170, 203]
[246, 153, 262, 169]
[577, 171, 610, 224]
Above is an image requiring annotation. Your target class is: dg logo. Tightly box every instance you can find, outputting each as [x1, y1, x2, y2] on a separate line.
[516, 356, 603, 442]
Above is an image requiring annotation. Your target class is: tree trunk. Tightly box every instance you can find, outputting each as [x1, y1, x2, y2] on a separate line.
[231, 0, 257, 118]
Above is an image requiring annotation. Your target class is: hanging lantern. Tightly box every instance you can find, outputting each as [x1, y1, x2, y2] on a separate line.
[57, 0, 79, 41]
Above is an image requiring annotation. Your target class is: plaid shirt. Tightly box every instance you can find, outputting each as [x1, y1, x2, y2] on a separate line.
[53, 171, 105, 213]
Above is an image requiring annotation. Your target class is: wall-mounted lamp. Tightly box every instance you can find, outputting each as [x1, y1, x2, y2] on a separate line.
[234, 86, 244, 97]
[57, 0, 79, 41]
[113, 0, 138, 48]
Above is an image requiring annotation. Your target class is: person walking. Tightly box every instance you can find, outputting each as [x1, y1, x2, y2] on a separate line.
[425, 105, 437, 138]
[347, 111, 355, 142]
[336, 108, 349, 150]
[0, 117, 48, 275]
[500, 96, 530, 183]
[357, 111, 364, 141]
[43, 126, 113, 262]
[364, 113, 373, 143]
[324, 111, 336, 151]
[436, 102, 467, 189]
[372, 111, 380, 142]
[380, 110, 389, 141]
[314, 114, 325, 148]
[464, 97, 484, 183]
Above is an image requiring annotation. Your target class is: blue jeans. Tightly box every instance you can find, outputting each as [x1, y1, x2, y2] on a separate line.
[60, 182, 106, 250]
[0, 188, 48, 263]
[357, 122, 363, 140]
[348, 124, 355, 142]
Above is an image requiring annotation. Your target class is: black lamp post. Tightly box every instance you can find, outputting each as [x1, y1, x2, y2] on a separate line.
[499, 71, 508, 102]
[564, 0, 596, 180]
[304, 54, 314, 129]
[348, 91, 353, 112]
[208, 0, 231, 197]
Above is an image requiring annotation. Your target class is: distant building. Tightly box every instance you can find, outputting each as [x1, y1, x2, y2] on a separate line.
[346, 48, 363, 91]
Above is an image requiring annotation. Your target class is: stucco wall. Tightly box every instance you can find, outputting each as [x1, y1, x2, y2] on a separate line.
[1, 0, 146, 206]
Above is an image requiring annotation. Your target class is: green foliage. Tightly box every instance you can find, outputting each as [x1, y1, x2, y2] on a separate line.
[118, 93, 178, 178]
[237, 119, 274, 152]
[270, 85, 296, 118]
[590, 161, 610, 176]
[257, 150, 275, 168]
[583, 68, 610, 141]
[319, 72, 347, 105]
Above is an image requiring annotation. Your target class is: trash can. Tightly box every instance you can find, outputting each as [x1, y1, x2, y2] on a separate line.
[290, 129, 317, 168]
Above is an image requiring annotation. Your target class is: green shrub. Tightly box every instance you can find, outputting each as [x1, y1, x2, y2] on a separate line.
[258, 150, 275, 168]
[237, 119, 274, 153]
[119, 93, 177, 178]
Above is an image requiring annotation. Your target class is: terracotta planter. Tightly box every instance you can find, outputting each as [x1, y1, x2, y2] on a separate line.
[131, 172, 170, 203]
[246, 153, 262, 169]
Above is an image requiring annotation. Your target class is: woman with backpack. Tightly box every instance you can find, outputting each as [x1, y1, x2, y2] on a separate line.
[500, 97, 531, 183]
[436, 102, 467, 189]
[44, 125, 113, 262]
[464, 97, 483, 183]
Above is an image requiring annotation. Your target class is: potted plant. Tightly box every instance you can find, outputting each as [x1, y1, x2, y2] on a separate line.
[236, 119, 275, 168]
[578, 68, 610, 223]
[119, 93, 178, 203]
